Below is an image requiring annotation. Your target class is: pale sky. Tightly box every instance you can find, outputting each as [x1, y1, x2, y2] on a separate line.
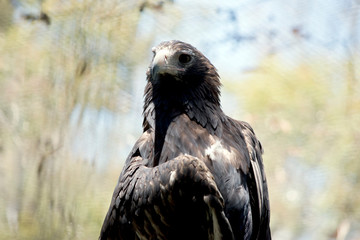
[71, 0, 359, 167]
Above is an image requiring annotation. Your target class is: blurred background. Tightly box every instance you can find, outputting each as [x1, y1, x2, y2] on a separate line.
[0, 0, 359, 239]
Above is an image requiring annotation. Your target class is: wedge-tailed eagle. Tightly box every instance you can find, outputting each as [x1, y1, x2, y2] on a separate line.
[99, 40, 271, 240]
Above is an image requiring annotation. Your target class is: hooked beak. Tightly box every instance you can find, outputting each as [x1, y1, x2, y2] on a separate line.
[151, 49, 184, 80]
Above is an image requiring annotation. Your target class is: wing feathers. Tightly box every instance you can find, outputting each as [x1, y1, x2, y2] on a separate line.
[238, 120, 271, 240]
[100, 154, 235, 240]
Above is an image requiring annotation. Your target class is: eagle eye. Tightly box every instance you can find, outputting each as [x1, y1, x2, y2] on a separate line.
[178, 54, 191, 64]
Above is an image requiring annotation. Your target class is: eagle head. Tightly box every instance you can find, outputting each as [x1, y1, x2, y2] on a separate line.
[143, 40, 224, 132]
[146, 40, 221, 106]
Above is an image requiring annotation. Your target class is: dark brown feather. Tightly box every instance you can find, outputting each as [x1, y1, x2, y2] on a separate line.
[100, 40, 271, 240]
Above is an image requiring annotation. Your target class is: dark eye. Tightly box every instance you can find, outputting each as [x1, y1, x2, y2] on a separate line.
[178, 54, 191, 64]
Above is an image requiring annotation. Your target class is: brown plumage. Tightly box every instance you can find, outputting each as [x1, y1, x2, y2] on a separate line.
[99, 40, 271, 240]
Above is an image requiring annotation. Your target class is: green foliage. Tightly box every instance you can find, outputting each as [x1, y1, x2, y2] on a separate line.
[0, 0, 155, 239]
[228, 56, 360, 238]
[0, 1, 13, 33]
[1, 0, 359, 239]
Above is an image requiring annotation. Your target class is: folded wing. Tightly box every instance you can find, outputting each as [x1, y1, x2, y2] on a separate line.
[100, 153, 234, 240]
